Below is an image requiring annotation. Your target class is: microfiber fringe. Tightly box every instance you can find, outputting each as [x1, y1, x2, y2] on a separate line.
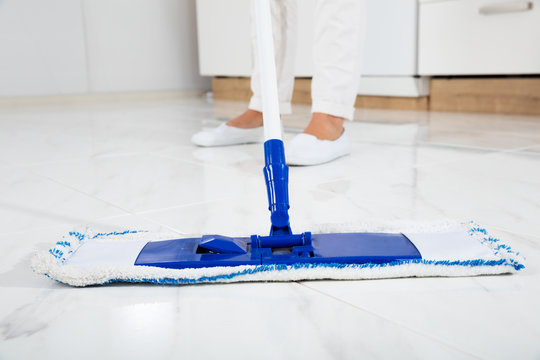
[31, 221, 525, 287]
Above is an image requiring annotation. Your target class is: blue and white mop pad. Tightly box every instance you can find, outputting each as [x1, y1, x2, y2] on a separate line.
[31, 221, 525, 287]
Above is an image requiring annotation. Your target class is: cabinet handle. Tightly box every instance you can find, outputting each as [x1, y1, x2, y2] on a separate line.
[479, 1, 533, 15]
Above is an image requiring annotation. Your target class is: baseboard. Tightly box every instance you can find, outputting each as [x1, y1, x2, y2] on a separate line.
[0, 90, 207, 111]
[212, 78, 251, 102]
[355, 95, 429, 111]
[212, 77, 314, 104]
[213, 77, 429, 111]
[430, 77, 540, 116]
[212, 76, 540, 115]
[357, 76, 430, 97]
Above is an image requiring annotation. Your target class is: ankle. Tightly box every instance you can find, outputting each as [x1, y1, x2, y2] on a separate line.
[227, 109, 263, 129]
[303, 112, 344, 141]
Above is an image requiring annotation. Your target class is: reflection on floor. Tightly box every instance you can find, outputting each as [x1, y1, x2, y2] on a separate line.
[0, 95, 539, 359]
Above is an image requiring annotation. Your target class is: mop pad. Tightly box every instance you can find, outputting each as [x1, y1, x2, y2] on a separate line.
[31, 221, 524, 287]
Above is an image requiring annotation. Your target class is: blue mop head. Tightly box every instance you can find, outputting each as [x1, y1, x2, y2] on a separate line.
[31, 221, 524, 287]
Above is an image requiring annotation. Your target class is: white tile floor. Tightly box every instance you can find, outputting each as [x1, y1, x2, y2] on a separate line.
[1, 94, 539, 359]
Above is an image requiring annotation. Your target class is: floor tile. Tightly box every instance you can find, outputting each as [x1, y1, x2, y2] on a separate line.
[354, 108, 430, 124]
[28, 153, 254, 213]
[442, 149, 540, 185]
[412, 154, 540, 236]
[346, 122, 423, 146]
[420, 111, 540, 150]
[155, 142, 264, 177]
[1, 95, 539, 359]
[0, 168, 124, 234]
[301, 230, 540, 360]
[0, 111, 95, 166]
[0, 282, 476, 360]
[428, 111, 540, 141]
[419, 127, 540, 151]
[141, 186, 369, 237]
[77, 106, 207, 158]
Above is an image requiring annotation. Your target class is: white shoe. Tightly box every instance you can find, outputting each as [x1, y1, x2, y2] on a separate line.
[191, 123, 264, 147]
[285, 131, 351, 166]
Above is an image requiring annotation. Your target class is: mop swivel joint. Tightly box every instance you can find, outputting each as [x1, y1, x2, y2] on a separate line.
[263, 139, 292, 237]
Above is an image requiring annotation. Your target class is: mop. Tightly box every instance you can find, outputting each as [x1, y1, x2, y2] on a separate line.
[32, 0, 524, 287]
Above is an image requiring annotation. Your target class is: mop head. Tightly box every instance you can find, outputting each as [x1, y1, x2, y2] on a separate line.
[31, 221, 525, 287]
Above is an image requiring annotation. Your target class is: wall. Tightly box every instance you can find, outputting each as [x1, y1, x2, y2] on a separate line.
[0, 0, 210, 98]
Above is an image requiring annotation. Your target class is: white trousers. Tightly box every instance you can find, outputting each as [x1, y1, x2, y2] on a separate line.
[248, 0, 366, 120]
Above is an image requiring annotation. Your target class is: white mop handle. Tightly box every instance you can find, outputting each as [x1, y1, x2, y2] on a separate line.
[253, 0, 282, 141]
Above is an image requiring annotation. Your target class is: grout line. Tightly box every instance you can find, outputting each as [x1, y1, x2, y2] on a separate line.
[38, 173, 190, 237]
[0, 210, 143, 239]
[130, 213, 191, 236]
[10, 152, 149, 170]
[422, 123, 540, 143]
[149, 151, 242, 172]
[295, 281, 482, 359]
[150, 151, 263, 180]
[417, 139, 538, 153]
[413, 144, 538, 170]
[135, 197, 235, 216]
[19, 157, 257, 236]
[347, 140, 538, 172]
[23, 166, 137, 217]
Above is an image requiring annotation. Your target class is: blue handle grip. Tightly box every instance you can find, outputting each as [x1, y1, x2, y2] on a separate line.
[263, 139, 292, 236]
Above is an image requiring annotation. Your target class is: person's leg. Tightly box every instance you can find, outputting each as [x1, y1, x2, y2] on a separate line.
[285, 0, 365, 165]
[192, 0, 297, 146]
[229, 0, 297, 129]
[306, 0, 366, 140]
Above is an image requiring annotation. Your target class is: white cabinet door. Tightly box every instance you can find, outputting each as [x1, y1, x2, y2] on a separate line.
[362, 0, 418, 76]
[419, 0, 540, 75]
[196, 0, 315, 77]
[196, 0, 419, 77]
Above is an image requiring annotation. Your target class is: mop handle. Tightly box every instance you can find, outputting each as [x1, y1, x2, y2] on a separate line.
[253, 0, 282, 141]
[253, 0, 292, 236]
